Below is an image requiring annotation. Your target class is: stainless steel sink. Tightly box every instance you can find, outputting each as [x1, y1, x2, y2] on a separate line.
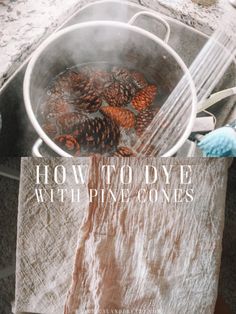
[0, 0, 235, 156]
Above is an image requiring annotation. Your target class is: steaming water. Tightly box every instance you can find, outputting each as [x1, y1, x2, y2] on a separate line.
[37, 62, 164, 153]
[133, 21, 236, 156]
[36, 6, 236, 157]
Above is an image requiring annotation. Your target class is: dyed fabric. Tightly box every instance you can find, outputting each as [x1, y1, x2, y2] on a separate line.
[15, 158, 229, 314]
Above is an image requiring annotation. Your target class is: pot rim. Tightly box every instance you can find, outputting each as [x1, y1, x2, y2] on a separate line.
[23, 20, 197, 157]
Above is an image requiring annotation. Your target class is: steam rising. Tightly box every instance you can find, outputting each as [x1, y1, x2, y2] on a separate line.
[26, 1, 236, 156]
[31, 12, 183, 156]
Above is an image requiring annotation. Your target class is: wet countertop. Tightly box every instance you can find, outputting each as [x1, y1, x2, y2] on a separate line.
[0, 0, 231, 89]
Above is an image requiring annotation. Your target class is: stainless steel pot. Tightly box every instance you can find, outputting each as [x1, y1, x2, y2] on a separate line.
[24, 11, 197, 157]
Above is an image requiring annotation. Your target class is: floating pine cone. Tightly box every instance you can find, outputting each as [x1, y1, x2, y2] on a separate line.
[43, 97, 71, 119]
[49, 69, 102, 113]
[111, 66, 131, 83]
[131, 85, 157, 111]
[43, 112, 87, 138]
[71, 117, 120, 154]
[135, 108, 156, 136]
[100, 106, 135, 129]
[43, 121, 58, 138]
[75, 94, 102, 113]
[90, 70, 113, 91]
[73, 79, 102, 113]
[120, 80, 136, 98]
[103, 81, 131, 107]
[56, 112, 88, 133]
[114, 146, 136, 157]
[80, 66, 113, 90]
[55, 134, 80, 155]
[111, 67, 136, 97]
[130, 71, 148, 90]
[50, 69, 88, 96]
[65, 69, 89, 91]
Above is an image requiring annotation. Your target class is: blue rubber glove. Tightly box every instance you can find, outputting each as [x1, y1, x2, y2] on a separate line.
[198, 126, 236, 157]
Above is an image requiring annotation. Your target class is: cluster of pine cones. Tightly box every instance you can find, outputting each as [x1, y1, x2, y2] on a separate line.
[42, 65, 158, 156]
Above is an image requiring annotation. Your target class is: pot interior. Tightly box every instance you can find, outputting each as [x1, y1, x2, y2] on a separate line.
[27, 22, 193, 155]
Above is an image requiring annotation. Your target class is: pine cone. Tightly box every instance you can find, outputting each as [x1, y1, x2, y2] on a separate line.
[94, 73, 113, 93]
[80, 66, 113, 91]
[90, 69, 113, 91]
[103, 81, 132, 107]
[71, 117, 120, 154]
[50, 69, 88, 96]
[130, 71, 148, 90]
[75, 94, 102, 113]
[100, 106, 135, 129]
[72, 79, 102, 112]
[55, 134, 80, 155]
[135, 108, 156, 136]
[56, 112, 87, 133]
[49, 69, 102, 113]
[43, 121, 58, 138]
[113, 146, 136, 157]
[131, 85, 157, 111]
[111, 66, 137, 97]
[111, 66, 131, 82]
[43, 112, 87, 138]
[124, 80, 137, 98]
[43, 97, 71, 119]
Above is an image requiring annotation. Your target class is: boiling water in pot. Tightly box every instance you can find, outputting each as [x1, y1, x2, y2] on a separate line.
[37, 62, 167, 156]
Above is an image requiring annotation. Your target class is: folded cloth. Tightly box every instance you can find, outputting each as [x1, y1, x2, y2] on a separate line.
[15, 157, 229, 314]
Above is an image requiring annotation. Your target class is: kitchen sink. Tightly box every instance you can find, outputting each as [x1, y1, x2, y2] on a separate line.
[0, 0, 235, 156]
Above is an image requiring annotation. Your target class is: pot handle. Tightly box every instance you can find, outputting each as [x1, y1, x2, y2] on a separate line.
[32, 138, 43, 157]
[128, 11, 170, 43]
[197, 86, 236, 112]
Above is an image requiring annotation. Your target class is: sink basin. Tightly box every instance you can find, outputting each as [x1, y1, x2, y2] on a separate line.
[0, 0, 235, 156]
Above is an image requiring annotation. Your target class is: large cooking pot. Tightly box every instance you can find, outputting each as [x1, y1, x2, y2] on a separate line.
[24, 11, 197, 157]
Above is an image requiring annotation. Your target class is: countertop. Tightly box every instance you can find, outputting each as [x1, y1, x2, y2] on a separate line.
[0, 0, 232, 89]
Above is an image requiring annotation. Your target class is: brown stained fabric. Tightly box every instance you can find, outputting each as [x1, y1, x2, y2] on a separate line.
[64, 156, 100, 313]
[63, 158, 229, 314]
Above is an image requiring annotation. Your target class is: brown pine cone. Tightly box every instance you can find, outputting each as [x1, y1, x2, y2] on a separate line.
[111, 66, 131, 82]
[130, 71, 148, 90]
[103, 81, 132, 107]
[111, 66, 137, 97]
[90, 70, 113, 91]
[43, 97, 71, 119]
[80, 66, 113, 90]
[43, 111, 88, 137]
[56, 112, 87, 133]
[124, 80, 137, 98]
[50, 69, 88, 96]
[49, 69, 102, 113]
[114, 146, 136, 157]
[131, 85, 157, 111]
[75, 95, 102, 113]
[100, 106, 135, 129]
[43, 121, 58, 138]
[54, 134, 80, 155]
[71, 116, 120, 154]
[72, 79, 102, 112]
[135, 108, 156, 136]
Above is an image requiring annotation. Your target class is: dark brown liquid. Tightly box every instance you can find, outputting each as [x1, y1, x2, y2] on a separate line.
[38, 63, 161, 156]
